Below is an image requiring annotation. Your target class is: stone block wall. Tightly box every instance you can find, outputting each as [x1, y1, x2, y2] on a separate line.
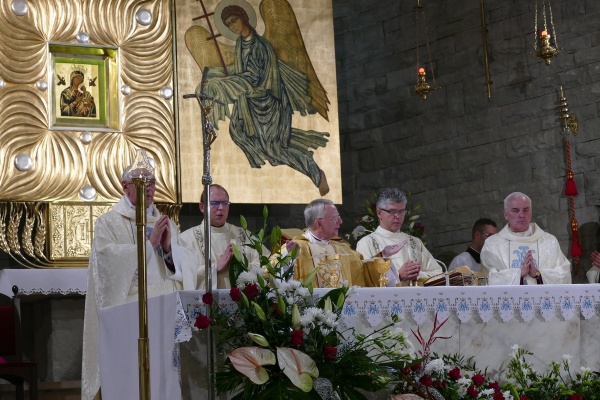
[321, 0, 600, 282]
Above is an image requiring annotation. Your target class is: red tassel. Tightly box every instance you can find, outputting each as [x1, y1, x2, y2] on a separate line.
[571, 219, 582, 257]
[571, 237, 582, 257]
[565, 171, 578, 196]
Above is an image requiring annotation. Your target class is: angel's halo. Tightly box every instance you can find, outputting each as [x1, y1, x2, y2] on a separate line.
[213, 0, 258, 41]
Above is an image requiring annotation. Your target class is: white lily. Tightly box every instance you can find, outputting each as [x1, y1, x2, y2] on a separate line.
[228, 347, 276, 385]
[276, 347, 319, 392]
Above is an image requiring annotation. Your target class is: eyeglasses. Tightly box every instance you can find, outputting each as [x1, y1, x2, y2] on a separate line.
[379, 208, 407, 216]
[318, 215, 342, 222]
[209, 201, 231, 207]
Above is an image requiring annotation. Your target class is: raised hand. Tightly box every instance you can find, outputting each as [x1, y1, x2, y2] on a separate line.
[217, 244, 233, 272]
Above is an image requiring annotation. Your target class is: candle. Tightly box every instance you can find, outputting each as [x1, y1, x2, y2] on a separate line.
[418, 67, 425, 74]
[540, 30, 547, 38]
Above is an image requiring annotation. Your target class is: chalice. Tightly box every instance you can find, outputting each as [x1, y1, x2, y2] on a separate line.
[372, 257, 391, 287]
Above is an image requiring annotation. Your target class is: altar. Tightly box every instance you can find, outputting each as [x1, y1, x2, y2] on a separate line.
[98, 284, 600, 399]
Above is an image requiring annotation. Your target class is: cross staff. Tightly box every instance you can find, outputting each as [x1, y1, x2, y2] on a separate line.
[193, 0, 229, 75]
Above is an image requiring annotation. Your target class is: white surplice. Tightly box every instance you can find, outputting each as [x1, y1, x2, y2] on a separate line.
[481, 223, 572, 285]
[81, 197, 196, 400]
[180, 221, 266, 289]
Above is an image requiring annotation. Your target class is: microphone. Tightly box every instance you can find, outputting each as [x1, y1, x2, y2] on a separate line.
[182, 93, 226, 106]
[361, 229, 450, 286]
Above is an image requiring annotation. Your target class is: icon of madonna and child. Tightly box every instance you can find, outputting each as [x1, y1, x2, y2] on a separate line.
[186, 0, 333, 196]
[58, 65, 97, 118]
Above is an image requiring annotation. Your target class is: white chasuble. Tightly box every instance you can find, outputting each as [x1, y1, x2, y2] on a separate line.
[481, 223, 571, 286]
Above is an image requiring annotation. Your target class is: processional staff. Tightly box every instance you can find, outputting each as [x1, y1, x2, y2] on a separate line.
[184, 66, 223, 400]
[128, 149, 155, 400]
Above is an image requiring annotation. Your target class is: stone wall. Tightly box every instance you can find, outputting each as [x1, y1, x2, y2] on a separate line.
[317, 0, 599, 282]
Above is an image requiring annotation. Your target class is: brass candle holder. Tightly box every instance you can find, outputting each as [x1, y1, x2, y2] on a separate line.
[414, 67, 435, 100]
[535, 30, 559, 65]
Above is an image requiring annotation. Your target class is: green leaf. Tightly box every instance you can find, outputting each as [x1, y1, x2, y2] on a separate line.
[263, 205, 268, 220]
[252, 302, 267, 321]
[270, 226, 282, 251]
[232, 244, 243, 263]
[240, 215, 248, 230]
[302, 267, 319, 287]
[251, 380, 321, 400]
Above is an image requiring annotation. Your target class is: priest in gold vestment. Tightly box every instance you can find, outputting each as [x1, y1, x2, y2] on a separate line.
[289, 199, 365, 287]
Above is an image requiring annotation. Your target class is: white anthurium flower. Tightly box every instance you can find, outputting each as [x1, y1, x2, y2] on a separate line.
[228, 347, 276, 385]
[276, 347, 319, 392]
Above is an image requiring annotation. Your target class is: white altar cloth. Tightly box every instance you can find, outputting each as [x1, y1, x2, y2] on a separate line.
[0, 268, 87, 296]
[98, 285, 600, 399]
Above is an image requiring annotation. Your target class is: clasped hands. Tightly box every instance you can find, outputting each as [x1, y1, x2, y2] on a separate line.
[520, 250, 539, 278]
[149, 215, 172, 253]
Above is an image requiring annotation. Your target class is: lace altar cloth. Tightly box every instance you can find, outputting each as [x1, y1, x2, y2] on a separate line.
[0, 268, 87, 296]
[175, 285, 600, 341]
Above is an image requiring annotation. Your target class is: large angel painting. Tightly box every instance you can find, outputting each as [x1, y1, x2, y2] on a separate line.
[182, 0, 334, 198]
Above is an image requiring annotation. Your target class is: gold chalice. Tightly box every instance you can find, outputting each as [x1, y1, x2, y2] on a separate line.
[372, 257, 391, 287]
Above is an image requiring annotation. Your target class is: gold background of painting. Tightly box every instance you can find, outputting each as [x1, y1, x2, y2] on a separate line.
[175, 0, 341, 204]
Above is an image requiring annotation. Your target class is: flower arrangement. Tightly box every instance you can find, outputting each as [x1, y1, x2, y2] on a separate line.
[193, 207, 414, 400]
[346, 192, 426, 248]
[503, 345, 600, 400]
[392, 315, 600, 400]
[392, 315, 510, 400]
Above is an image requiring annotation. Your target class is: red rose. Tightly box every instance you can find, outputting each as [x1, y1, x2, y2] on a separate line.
[244, 283, 260, 299]
[519, 396, 529, 400]
[433, 379, 442, 388]
[290, 330, 304, 345]
[489, 381, 501, 392]
[410, 363, 421, 372]
[419, 375, 433, 387]
[448, 367, 462, 380]
[569, 395, 584, 400]
[324, 346, 337, 361]
[472, 373, 486, 386]
[194, 313, 211, 329]
[400, 367, 412, 375]
[493, 392, 505, 400]
[202, 292, 213, 305]
[466, 384, 478, 398]
[269, 302, 282, 316]
[230, 287, 242, 302]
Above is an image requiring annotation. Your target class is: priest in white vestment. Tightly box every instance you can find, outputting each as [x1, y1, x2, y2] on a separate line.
[180, 184, 266, 289]
[81, 166, 196, 400]
[481, 192, 572, 285]
[356, 188, 442, 287]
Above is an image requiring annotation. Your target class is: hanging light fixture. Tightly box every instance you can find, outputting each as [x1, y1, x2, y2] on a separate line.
[533, 0, 559, 65]
[414, 0, 437, 100]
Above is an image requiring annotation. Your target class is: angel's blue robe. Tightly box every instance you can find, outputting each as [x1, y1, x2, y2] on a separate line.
[205, 32, 328, 187]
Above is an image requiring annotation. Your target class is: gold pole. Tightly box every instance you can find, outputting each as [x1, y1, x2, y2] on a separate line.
[133, 176, 151, 400]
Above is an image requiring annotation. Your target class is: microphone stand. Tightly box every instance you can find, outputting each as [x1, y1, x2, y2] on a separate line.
[184, 67, 220, 400]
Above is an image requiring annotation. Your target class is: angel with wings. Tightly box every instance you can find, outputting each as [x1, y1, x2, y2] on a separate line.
[186, 0, 331, 196]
